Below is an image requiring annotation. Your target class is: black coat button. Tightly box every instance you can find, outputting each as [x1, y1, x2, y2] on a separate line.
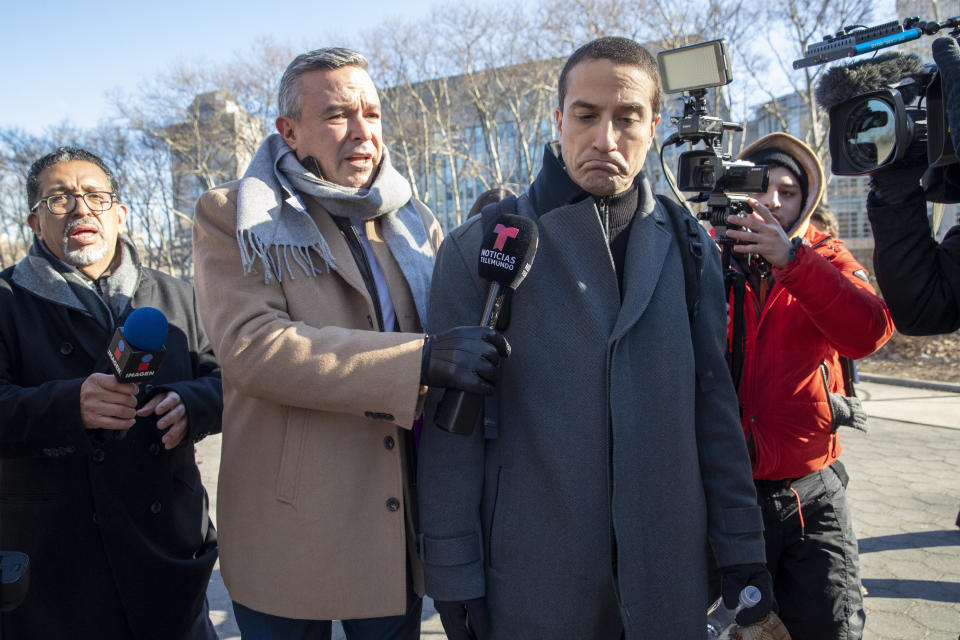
[92, 513, 99, 525]
[386, 497, 400, 512]
[149, 443, 161, 455]
[150, 501, 162, 514]
[384, 436, 395, 450]
[59, 342, 74, 355]
[92, 449, 105, 463]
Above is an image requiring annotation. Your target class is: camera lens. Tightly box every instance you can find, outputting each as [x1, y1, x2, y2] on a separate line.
[694, 166, 714, 190]
[843, 98, 897, 172]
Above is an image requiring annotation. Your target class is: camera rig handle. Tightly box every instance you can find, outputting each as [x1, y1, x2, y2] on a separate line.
[668, 89, 744, 152]
[794, 16, 960, 69]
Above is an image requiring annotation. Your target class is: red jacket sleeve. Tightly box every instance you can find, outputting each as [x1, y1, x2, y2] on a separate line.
[773, 241, 894, 359]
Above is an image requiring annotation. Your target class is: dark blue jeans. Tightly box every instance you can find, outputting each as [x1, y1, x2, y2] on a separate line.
[755, 464, 865, 640]
[232, 585, 421, 640]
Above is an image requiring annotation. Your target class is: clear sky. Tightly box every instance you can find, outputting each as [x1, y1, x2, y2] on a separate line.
[3, 0, 901, 135]
[2, 0, 438, 134]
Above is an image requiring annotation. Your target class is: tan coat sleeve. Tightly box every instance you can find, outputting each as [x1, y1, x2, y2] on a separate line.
[192, 184, 427, 427]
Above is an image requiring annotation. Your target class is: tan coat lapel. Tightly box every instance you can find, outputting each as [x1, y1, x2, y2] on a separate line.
[365, 218, 420, 333]
[303, 195, 372, 310]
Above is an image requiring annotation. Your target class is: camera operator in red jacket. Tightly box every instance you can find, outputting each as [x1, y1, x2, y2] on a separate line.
[723, 133, 894, 640]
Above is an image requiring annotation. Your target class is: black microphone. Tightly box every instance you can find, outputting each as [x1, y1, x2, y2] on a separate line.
[815, 51, 926, 111]
[107, 307, 168, 383]
[434, 214, 539, 435]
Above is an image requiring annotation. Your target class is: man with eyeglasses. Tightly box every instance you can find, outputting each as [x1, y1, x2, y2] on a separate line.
[0, 147, 222, 639]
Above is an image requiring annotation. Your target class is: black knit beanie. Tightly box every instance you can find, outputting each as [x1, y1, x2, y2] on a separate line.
[743, 148, 809, 212]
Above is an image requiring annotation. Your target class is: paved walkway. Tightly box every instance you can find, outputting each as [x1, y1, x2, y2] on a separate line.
[200, 380, 960, 639]
[841, 381, 960, 639]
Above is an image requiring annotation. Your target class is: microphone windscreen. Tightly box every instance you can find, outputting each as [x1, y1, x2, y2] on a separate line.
[816, 52, 926, 110]
[123, 307, 169, 351]
[932, 37, 960, 154]
[477, 214, 539, 290]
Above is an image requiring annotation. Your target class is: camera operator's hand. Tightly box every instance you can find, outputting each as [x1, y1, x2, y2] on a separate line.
[421, 326, 511, 395]
[726, 199, 795, 269]
[869, 157, 927, 204]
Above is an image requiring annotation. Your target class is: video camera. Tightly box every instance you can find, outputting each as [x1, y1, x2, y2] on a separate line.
[797, 16, 960, 203]
[657, 39, 769, 226]
[656, 40, 770, 390]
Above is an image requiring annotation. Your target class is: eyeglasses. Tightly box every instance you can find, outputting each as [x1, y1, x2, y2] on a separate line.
[30, 191, 117, 215]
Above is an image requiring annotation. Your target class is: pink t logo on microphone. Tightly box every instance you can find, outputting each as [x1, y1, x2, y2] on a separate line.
[493, 224, 519, 251]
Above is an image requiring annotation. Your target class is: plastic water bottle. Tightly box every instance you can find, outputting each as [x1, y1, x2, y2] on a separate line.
[706, 585, 762, 639]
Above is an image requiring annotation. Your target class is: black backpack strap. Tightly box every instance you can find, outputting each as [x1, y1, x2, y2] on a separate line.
[840, 356, 858, 397]
[657, 194, 703, 326]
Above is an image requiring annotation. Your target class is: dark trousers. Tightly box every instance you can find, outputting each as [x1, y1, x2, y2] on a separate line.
[189, 597, 219, 640]
[755, 464, 865, 640]
[232, 585, 421, 640]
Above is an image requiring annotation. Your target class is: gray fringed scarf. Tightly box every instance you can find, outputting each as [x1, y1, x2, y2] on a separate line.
[12, 236, 142, 331]
[236, 133, 433, 324]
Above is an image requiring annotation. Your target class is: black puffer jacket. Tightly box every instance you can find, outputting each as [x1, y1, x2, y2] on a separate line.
[867, 188, 960, 335]
[0, 255, 221, 640]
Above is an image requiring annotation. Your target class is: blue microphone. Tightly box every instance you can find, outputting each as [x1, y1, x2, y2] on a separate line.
[107, 307, 169, 383]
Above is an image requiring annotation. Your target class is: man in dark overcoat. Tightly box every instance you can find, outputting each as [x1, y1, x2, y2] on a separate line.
[418, 37, 773, 639]
[0, 147, 221, 639]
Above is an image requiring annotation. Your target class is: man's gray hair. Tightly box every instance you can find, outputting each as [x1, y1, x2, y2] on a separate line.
[278, 47, 369, 121]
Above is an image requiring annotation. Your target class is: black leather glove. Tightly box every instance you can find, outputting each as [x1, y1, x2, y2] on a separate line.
[869, 145, 927, 204]
[421, 326, 511, 395]
[720, 562, 776, 626]
[433, 598, 489, 640]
